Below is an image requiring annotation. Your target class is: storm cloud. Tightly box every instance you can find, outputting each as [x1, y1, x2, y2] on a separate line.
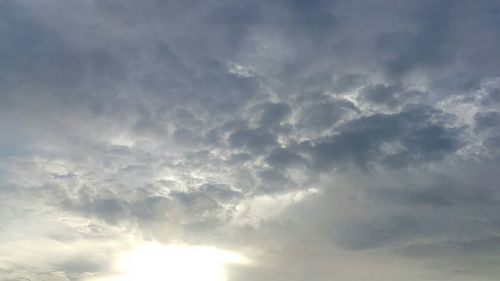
[1, 0, 500, 280]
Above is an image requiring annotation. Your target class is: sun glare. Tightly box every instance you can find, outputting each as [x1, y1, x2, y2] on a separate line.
[108, 243, 249, 281]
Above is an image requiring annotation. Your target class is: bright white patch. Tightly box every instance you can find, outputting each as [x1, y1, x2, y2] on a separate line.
[109, 133, 136, 147]
[232, 188, 319, 227]
[108, 243, 249, 281]
[228, 63, 255, 77]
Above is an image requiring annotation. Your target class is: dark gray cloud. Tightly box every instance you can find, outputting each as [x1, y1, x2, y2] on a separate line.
[360, 83, 402, 107]
[1, 0, 500, 280]
[265, 148, 308, 170]
[296, 96, 358, 132]
[257, 102, 291, 128]
[228, 127, 278, 153]
[309, 106, 463, 170]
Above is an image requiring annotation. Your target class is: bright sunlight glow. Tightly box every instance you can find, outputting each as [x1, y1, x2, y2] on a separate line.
[108, 243, 249, 281]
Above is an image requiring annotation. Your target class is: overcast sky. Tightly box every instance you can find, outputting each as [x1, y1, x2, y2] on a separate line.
[1, 0, 500, 280]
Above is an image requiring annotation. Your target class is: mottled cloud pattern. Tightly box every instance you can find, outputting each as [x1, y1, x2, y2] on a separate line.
[1, 0, 500, 280]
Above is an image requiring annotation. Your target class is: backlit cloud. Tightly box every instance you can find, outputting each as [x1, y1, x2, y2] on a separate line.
[1, 0, 500, 280]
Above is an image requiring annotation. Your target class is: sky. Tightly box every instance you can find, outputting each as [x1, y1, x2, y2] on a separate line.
[1, 0, 500, 280]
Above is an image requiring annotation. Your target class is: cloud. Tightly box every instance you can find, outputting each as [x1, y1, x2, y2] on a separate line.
[308, 106, 463, 170]
[1, 0, 500, 280]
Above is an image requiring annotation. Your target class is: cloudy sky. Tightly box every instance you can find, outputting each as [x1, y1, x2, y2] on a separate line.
[1, 0, 500, 280]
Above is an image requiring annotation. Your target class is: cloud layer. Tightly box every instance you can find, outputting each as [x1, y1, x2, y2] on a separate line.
[1, 0, 500, 280]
